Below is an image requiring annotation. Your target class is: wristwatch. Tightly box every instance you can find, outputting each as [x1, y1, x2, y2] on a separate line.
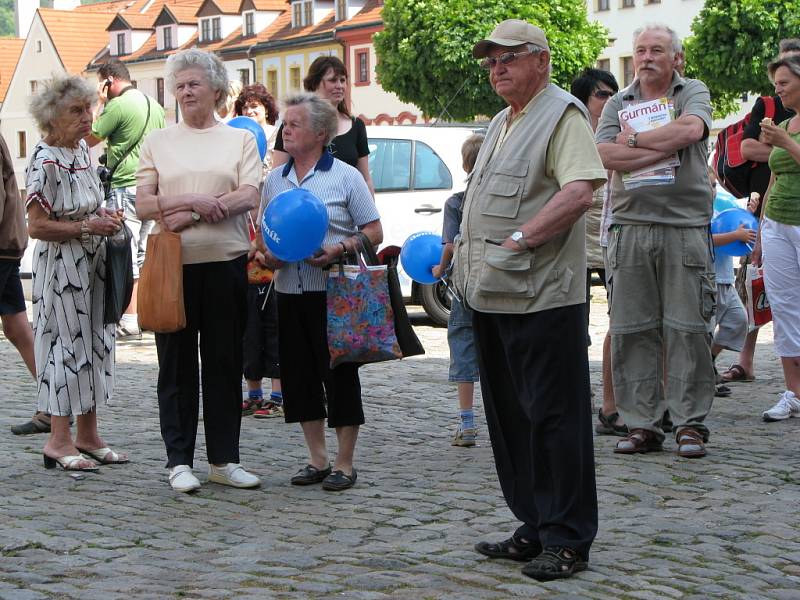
[510, 231, 528, 250]
[191, 211, 201, 222]
[627, 132, 638, 148]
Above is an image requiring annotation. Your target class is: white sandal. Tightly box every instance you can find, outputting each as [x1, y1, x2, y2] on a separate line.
[43, 453, 99, 472]
[76, 446, 129, 464]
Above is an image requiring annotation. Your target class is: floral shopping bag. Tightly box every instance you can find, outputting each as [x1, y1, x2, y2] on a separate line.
[327, 261, 402, 368]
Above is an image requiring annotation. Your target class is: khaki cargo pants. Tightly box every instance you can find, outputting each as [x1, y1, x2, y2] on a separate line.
[607, 224, 716, 443]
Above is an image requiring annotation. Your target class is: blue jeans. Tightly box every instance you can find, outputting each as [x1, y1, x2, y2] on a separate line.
[447, 297, 479, 383]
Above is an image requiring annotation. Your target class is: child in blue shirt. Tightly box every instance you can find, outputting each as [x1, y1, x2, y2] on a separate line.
[432, 133, 484, 446]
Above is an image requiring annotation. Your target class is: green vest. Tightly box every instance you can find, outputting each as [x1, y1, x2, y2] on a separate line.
[453, 84, 588, 314]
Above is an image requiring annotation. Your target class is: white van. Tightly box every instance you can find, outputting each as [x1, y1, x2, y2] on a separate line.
[366, 125, 482, 325]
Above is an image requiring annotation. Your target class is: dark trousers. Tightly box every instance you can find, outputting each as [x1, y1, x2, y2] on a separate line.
[276, 291, 363, 427]
[472, 303, 598, 559]
[155, 255, 247, 468]
[243, 284, 280, 381]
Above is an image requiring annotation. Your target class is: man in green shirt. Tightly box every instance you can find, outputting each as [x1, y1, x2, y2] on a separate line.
[87, 60, 165, 339]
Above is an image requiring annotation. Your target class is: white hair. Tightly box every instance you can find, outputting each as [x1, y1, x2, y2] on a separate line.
[633, 23, 682, 55]
[28, 75, 95, 134]
[283, 93, 339, 146]
[165, 49, 229, 110]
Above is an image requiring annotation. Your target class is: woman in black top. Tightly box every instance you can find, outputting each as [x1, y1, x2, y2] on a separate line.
[272, 56, 374, 195]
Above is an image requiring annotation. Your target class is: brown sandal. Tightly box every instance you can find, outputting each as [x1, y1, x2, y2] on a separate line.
[676, 428, 707, 458]
[614, 429, 663, 454]
[720, 364, 755, 383]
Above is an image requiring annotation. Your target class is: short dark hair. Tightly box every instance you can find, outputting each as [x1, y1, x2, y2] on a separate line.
[98, 59, 131, 82]
[570, 67, 619, 108]
[234, 84, 279, 125]
[779, 38, 800, 55]
[303, 55, 350, 117]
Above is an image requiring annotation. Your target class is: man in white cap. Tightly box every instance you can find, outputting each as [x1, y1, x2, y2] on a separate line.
[452, 19, 606, 581]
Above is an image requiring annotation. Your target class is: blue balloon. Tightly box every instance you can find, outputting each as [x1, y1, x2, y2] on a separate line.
[711, 208, 759, 257]
[400, 232, 442, 285]
[713, 189, 740, 214]
[228, 116, 267, 160]
[262, 189, 328, 262]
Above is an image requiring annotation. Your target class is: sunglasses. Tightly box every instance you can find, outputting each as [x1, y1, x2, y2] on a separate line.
[479, 50, 534, 70]
[593, 90, 615, 99]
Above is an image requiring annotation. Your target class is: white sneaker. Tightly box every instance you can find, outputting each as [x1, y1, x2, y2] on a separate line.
[208, 463, 261, 488]
[169, 465, 201, 493]
[762, 391, 800, 422]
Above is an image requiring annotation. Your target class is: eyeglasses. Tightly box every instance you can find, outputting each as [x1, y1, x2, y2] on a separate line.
[479, 50, 534, 70]
[592, 90, 615, 99]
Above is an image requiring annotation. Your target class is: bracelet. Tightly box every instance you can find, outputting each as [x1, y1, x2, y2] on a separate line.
[340, 241, 348, 256]
[80, 219, 91, 245]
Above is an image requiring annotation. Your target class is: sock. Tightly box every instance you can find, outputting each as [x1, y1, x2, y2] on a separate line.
[270, 391, 283, 406]
[120, 313, 138, 329]
[248, 389, 263, 401]
[459, 409, 475, 430]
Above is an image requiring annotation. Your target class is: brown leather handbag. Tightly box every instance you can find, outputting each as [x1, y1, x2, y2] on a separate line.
[137, 200, 185, 333]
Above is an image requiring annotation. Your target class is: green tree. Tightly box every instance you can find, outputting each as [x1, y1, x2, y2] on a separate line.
[0, 0, 14, 37]
[373, 0, 607, 121]
[684, 0, 800, 117]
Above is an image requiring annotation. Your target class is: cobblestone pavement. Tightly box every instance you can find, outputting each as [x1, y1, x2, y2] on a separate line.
[1, 297, 799, 600]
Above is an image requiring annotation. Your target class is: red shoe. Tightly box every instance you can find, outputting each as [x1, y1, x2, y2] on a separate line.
[241, 397, 263, 416]
[253, 402, 284, 419]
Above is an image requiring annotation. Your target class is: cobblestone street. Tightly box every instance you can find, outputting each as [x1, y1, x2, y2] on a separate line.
[1, 299, 799, 599]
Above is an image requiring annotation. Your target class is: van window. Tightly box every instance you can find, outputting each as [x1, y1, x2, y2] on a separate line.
[413, 141, 452, 190]
[368, 139, 412, 192]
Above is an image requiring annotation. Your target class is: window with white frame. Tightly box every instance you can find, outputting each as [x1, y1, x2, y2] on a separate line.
[290, 66, 301, 90]
[355, 49, 369, 84]
[266, 70, 278, 97]
[201, 18, 211, 41]
[303, 1, 313, 25]
[162, 26, 172, 50]
[212, 17, 221, 40]
[116, 32, 126, 55]
[335, 0, 347, 21]
[239, 69, 250, 86]
[157, 78, 165, 107]
[292, 2, 302, 27]
[244, 11, 255, 36]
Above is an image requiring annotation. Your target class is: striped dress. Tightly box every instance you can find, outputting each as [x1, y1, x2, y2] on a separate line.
[25, 140, 114, 416]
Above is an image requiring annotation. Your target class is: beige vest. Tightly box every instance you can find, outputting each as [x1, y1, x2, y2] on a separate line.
[453, 84, 588, 314]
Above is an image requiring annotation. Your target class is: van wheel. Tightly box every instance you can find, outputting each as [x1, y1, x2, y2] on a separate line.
[420, 281, 451, 327]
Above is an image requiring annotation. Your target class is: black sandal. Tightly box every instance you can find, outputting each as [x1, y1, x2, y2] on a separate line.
[521, 546, 587, 581]
[595, 409, 629, 436]
[290, 464, 331, 485]
[322, 468, 357, 491]
[475, 534, 542, 562]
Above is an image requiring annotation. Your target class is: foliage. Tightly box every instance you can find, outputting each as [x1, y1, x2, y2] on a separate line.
[374, 0, 607, 121]
[684, 0, 800, 117]
[0, 0, 13, 38]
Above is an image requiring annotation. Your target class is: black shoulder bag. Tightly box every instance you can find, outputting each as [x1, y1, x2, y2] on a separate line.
[102, 92, 152, 325]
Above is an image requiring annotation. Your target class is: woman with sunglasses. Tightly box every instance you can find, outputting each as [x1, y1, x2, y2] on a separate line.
[570, 68, 621, 436]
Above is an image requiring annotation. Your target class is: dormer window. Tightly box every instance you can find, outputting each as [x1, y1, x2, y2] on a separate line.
[244, 11, 254, 37]
[116, 32, 127, 55]
[200, 17, 221, 41]
[157, 25, 174, 50]
[335, 0, 346, 21]
[292, 0, 313, 27]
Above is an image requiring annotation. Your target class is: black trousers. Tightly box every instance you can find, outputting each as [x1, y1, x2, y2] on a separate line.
[472, 303, 598, 559]
[276, 291, 363, 427]
[155, 255, 247, 468]
[242, 284, 280, 381]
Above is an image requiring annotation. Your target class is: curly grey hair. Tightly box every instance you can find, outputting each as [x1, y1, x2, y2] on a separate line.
[633, 23, 683, 55]
[165, 49, 229, 110]
[28, 75, 95, 134]
[284, 93, 339, 147]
